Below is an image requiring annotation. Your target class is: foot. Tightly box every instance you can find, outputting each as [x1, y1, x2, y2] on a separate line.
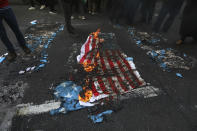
[49, 11, 57, 15]
[6, 52, 17, 62]
[40, 5, 46, 10]
[91, 12, 96, 15]
[79, 16, 86, 20]
[71, 16, 75, 20]
[28, 6, 36, 10]
[176, 40, 183, 45]
[21, 46, 31, 54]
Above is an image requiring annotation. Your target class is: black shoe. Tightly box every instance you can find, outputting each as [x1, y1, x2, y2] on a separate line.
[21, 46, 31, 54]
[6, 52, 17, 62]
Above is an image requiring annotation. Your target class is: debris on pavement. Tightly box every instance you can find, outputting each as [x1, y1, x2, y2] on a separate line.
[18, 23, 64, 74]
[88, 110, 113, 123]
[0, 81, 28, 104]
[19, 70, 25, 74]
[176, 73, 183, 78]
[30, 20, 37, 25]
[0, 53, 8, 63]
[128, 27, 196, 73]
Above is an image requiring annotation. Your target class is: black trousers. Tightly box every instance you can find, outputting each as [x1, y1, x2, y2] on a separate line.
[0, 8, 26, 53]
[61, 0, 77, 27]
[46, 0, 56, 11]
[29, 0, 46, 7]
[124, 0, 142, 24]
[140, 0, 157, 24]
[29, 0, 35, 7]
[154, 0, 184, 32]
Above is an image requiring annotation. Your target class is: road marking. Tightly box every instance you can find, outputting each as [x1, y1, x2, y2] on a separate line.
[16, 101, 61, 116]
[16, 86, 161, 116]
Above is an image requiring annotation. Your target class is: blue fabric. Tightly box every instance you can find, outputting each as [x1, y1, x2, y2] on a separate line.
[50, 81, 84, 115]
[89, 110, 113, 123]
[0, 8, 26, 53]
[176, 73, 183, 78]
[0, 57, 5, 63]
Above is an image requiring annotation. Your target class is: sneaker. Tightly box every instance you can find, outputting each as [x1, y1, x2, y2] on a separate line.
[80, 16, 86, 20]
[40, 5, 46, 10]
[49, 11, 57, 15]
[88, 11, 92, 14]
[71, 16, 75, 20]
[91, 12, 96, 15]
[28, 7, 36, 10]
[21, 46, 31, 54]
[6, 52, 17, 62]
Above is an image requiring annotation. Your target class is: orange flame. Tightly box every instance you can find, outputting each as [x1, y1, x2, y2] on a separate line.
[92, 29, 101, 39]
[82, 61, 96, 72]
[79, 89, 93, 102]
[96, 52, 100, 58]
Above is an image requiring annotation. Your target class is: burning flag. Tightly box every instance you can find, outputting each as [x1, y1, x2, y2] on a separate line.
[77, 30, 146, 105]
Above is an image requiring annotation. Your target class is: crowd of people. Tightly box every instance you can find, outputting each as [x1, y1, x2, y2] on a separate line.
[28, 0, 107, 15]
[28, 0, 196, 41]
[0, 0, 197, 62]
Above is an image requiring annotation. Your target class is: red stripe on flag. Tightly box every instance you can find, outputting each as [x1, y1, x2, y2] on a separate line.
[79, 36, 92, 64]
[97, 76, 109, 94]
[99, 52, 107, 72]
[87, 38, 97, 64]
[117, 50, 142, 85]
[107, 77, 119, 94]
[105, 50, 128, 92]
[112, 50, 136, 89]
[91, 81, 100, 96]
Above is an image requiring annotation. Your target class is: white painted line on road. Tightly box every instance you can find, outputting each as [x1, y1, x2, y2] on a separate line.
[16, 86, 162, 116]
[17, 101, 61, 116]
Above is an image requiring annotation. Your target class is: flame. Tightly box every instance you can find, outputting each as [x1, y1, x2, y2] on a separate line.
[92, 29, 101, 39]
[79, 89, 93, 102]
[82, 61, 96, 72]
[96, 52, 100, 58]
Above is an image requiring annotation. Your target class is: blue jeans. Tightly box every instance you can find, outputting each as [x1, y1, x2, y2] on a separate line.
[0, 7, 26, 53]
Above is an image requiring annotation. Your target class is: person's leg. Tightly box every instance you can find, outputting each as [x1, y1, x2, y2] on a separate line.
[0, 12, 17, 62]
[4, 8, 31, 53]
[40, 0, 47, 5]
[147, 0, 157, 24]
[29, 0, 36, 10]
[140, 0, 148, 23]
[162, 8, 180, 32]
[153, 3, 168, 32]
[176, 35, 186, 45]
[0, 17, 15, 53]
[40, 0, 47, 10]
[78, 0, 86, 19]
[92, 0, 96, 14]
[48, 0, 56, 13]
[61, 0, 75, 33]
[88, 0, 92, 13]
[29, 0, 35, 7]
[126, 0, 140, 25]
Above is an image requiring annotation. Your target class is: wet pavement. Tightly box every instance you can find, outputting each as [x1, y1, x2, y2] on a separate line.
[0, 4, 197, 131]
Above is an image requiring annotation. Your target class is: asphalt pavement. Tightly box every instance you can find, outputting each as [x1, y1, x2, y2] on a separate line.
[0, 4, 197, 131]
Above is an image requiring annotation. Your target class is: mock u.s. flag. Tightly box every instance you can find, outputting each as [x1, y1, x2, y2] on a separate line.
[77, 30, 146, 103]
